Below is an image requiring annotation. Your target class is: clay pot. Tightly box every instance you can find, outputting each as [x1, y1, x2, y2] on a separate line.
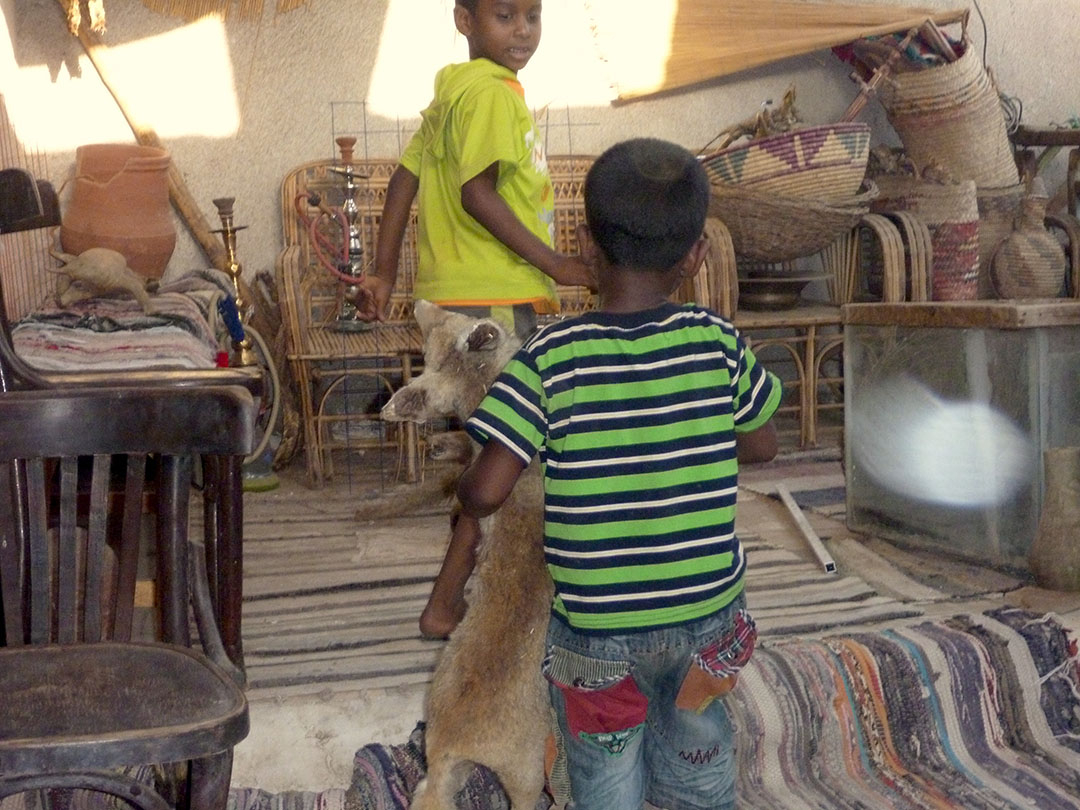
[59, 143, 176, 279]
[1028, 447, 1080, 591]
[989, 189, 1066, 299]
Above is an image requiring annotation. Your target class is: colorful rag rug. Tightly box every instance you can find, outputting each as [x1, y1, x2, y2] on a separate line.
[224, 607, 1080, 810]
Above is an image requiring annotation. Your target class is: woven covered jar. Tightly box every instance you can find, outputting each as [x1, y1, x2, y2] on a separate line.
[989, 188, 1066, 299]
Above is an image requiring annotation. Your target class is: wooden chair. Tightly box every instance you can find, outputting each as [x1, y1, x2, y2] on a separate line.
[0, 169, 261, 673]
[0, 379, 254, 809]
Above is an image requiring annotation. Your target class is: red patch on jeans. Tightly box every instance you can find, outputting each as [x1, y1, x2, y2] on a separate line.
[560, 675, 648, 739]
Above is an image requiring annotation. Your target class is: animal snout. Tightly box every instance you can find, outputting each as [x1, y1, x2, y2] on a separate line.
[382, 386, 429, 422]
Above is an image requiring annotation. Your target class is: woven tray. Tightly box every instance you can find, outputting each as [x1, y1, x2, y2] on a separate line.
[702, 122, 871, 203]
[707, 180, 878, 262]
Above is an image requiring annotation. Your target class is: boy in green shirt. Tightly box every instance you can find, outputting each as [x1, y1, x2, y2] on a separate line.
[354, 0, 592, 637]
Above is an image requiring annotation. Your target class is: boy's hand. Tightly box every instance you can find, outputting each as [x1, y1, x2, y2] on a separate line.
[352, 275, 394, 321]
[549, 255, 597, 291]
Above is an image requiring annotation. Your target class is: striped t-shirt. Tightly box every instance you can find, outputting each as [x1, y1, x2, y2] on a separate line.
[465, 302, 782, 634]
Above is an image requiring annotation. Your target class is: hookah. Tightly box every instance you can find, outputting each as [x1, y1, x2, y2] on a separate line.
[212, 196, 259, 366]
[294, 136, 372, 331]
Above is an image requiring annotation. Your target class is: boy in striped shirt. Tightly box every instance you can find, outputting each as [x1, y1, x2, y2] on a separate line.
[458, 137, 782, 810]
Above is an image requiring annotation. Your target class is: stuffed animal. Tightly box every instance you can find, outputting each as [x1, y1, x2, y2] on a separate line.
[48, 247, 155, 313]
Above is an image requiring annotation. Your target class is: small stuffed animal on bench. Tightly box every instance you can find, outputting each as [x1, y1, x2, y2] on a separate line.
[48, 247, 155, 313]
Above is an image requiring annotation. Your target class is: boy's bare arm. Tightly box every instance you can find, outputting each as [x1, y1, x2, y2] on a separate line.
[736, 421, 779, 465]
[355, 164, 419, 321]
[457, 440, 527, 518]
[461, 163, 595, 289]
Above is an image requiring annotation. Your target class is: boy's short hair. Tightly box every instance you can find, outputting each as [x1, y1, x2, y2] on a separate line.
[584, 138, 709, 271]
[455, 0, 478, 10]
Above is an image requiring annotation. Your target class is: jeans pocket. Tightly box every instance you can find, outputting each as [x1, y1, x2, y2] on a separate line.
[543, 644, 647, 755]
[675, 609, 758, 713]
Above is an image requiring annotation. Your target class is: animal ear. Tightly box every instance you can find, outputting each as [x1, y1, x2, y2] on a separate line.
[465, 320, 504, 352]
[413, 300, 446, 338]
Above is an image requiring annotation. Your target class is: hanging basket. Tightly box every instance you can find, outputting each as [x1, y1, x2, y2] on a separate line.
[701, 122, 871, 203]
[707, 180, 877, 262]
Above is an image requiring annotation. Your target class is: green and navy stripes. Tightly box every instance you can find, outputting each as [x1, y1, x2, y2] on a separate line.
[467, 302, 781, 633]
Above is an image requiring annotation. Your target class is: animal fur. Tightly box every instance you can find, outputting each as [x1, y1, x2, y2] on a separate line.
[381, 301, 553, 810]
[353, 432, 475, 522]
[48, 247, 155, 312]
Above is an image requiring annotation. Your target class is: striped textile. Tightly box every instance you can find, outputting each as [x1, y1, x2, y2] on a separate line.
[735, 607, 1080, 809]
[739, 447, 847, 520]
[238, 489, 923, 696]
[223, 607, 1080, 810]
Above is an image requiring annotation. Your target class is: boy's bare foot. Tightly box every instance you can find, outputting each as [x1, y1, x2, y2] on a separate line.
[419, 597, 467, 640]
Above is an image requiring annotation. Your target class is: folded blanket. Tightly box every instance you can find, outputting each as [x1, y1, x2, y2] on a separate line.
[12, 271, 232, 372]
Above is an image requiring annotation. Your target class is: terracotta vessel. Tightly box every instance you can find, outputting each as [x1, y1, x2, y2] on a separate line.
[59, 143, 176, 279]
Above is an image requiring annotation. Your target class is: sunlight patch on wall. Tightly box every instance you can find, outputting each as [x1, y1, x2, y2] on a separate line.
[366, 0, 614, 122]
[0, 13, 239, 152]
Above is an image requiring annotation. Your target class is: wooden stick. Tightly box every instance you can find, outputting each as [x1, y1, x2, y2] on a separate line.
[840, 27, 919, 123]
[776, 484, 837, 574]
[53, 0, 228, 273]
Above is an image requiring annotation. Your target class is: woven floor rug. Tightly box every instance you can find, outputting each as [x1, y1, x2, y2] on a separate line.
[227, 606, 1080, 810]
[238, 527, 923, 697]
[739, 446, 846, 521]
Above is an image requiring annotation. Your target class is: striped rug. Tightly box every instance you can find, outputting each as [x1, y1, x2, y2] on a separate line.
[238, 479, 922, 698]
[227, 606, 1080, 810]
[739, 446, 847, 520]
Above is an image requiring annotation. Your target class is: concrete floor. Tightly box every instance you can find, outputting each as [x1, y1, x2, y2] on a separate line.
[229, 427, 1080, 793]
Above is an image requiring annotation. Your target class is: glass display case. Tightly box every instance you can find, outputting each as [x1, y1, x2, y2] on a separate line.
[843, 301, 1080, 571]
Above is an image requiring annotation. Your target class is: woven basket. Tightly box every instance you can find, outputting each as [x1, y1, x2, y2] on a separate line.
[702, 122, 871, 203]
[707, 180, 877, 262]
[871, 174, 980, 300]
[878, 42, 1019, 188]
[975, 183, 1025, 296]
[990, 194, 1067, 298]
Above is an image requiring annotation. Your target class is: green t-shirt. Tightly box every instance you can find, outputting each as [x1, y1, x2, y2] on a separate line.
[401, 58, 558, 312]
[466, 303, 783, 633]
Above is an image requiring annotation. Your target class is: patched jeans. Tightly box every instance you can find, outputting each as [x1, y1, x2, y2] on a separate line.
[542, 594, 755, 810]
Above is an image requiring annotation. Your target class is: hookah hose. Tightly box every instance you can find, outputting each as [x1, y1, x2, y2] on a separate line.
[293, 192, 365, 284]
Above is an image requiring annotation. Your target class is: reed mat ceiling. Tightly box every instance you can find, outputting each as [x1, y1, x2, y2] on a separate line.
[585, 0, 968, 102]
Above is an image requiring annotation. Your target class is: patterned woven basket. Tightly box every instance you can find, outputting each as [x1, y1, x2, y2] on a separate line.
[878, 42, 1019, 188]
[871, 174, 980, 301]
[701, 122, 871, 203]
[707, 179, 877, 262]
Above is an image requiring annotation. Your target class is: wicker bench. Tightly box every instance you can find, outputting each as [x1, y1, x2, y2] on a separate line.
[275, 155, 597, 486]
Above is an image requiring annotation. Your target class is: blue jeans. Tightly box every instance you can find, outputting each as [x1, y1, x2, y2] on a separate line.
[543, 593, 755, 810]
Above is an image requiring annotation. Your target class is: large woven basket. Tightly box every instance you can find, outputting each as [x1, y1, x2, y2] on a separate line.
[878, 41, 1019, 188]
[707, 180, 877, 262]
[702, 122, 871, 203]
[871, 174, 980, 300]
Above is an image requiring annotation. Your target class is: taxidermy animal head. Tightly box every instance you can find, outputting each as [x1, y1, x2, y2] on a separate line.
[381, 300, 523, 424]
[48, 247, 155, 313]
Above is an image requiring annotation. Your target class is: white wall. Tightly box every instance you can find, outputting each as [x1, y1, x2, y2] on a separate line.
[2, 0, 1077, 282]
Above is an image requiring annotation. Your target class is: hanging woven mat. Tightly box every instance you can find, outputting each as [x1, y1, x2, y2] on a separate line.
[706, 179, 877, 263]
[701, 122, 871, 203]
[876, 40, 1019, 188]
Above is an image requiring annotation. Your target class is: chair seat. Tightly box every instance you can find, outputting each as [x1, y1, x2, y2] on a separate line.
[0, 642, 248, 774]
